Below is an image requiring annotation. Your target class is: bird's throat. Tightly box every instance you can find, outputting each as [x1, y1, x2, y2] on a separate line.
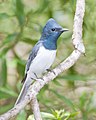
[43, 40, 57, 50]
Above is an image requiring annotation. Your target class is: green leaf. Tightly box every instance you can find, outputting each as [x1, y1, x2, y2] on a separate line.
[0, 57, 7, 86]
[52, 79, 63, 87]
[12, 51, 25, 78]
[35, 0, 50, 13]
[51, 109, 78, 120]
[0, 87, 17, 99]
[0, 33, 17, 48]
[21, 38, 37, 45]
[0, 103, 13, 114]
[38, 85, 51, 104]
[41, 112, 55, 119]
[60, 74, 87, 81]
[0, 13, 9, 19]
[17, 59, 25, 77]
[69, 111, 79, 117]
[15, 0, 25, 26]
[27, 112, 55, 120]
[17, 110, 27, 120]
[0, 46, 11, 58]
[50, 89, 76, 111]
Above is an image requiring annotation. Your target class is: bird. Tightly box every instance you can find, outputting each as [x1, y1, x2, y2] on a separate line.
[15, 18, 68, 105]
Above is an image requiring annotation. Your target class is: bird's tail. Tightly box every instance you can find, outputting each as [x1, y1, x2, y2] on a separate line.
[15, 77, 33, 106]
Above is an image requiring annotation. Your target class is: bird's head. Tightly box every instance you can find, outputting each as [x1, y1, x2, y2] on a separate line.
[41, 18, 68, 42]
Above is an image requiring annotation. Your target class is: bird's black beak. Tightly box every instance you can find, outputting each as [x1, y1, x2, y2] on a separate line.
[60, 28, 69, 32]
[56, 28, 69, 32]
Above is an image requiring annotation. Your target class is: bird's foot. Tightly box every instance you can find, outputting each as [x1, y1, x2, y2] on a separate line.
[31, 72, 44, 82]
[46, 69, 56, 75]
[31, 77, 44, 82]
[36, 78, 44, 82]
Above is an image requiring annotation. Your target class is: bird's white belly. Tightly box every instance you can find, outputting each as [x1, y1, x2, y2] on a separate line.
[27, 46, 56, 78]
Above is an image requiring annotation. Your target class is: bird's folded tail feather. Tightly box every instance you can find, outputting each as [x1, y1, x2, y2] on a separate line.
[15, 77, 33, 106]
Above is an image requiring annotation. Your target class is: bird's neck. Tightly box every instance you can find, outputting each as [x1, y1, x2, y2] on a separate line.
[42, 39, 57, 50]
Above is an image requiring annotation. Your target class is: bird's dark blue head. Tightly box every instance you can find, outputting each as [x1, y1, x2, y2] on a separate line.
[40, 18, 68, 50]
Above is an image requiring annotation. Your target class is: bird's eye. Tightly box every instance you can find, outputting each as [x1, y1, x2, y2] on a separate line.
[51, 28, 55, 31]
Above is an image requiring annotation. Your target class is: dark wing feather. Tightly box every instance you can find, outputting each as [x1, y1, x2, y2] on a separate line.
[25, 41, 43, 72]
[21, 41, 43, 83]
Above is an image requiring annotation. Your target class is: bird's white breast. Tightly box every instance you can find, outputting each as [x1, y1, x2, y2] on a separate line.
[27, 46, 56, 78]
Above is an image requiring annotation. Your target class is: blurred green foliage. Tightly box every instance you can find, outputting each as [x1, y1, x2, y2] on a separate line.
[28, 109, 79, 120]
[0, 0, 96, 120]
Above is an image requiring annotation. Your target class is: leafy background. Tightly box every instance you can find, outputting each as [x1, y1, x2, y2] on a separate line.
[0, 0, 96, 119]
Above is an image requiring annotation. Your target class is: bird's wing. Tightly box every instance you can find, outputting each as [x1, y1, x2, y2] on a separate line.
[16, 42, 43, 104]
[21, 41, 43, 83]
[26, 41, 43, 73]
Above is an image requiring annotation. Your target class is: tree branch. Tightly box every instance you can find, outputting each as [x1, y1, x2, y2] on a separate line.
[0, 0, 85, 120]
[30, 97, 42, 120]
[72, 0, 85, 54]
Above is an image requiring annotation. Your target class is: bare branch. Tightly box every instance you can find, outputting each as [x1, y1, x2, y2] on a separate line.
[72, 0, 85, 54]
[30, 97, 42, 120]
[0, 0, 85, 120]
